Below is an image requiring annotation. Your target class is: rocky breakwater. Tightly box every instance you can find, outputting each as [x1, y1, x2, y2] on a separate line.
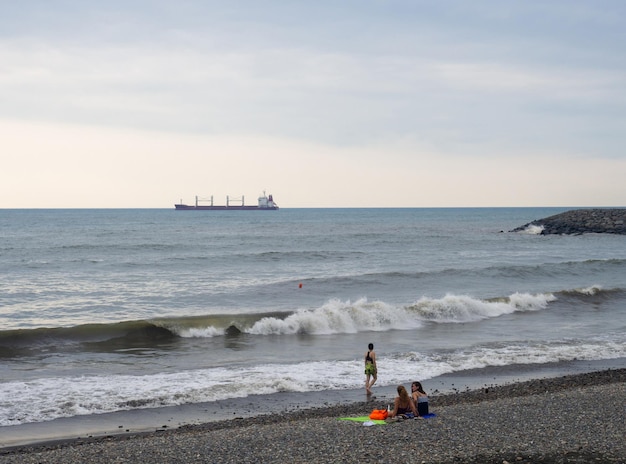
[511, 208, 626, 235]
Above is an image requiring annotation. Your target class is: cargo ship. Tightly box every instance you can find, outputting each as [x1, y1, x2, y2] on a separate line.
[174, 192, 279, 210]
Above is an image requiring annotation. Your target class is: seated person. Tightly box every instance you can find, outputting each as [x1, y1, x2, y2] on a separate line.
[388, 385, 418, 418]
[411, 381, 429, 416]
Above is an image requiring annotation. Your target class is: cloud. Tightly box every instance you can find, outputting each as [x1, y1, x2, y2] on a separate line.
[1, 1, 625, 207]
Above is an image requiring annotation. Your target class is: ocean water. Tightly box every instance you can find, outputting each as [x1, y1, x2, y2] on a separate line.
[1, 207, 625, 429]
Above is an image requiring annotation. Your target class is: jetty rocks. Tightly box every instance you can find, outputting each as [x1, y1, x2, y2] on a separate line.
[511, 208, 626, 235]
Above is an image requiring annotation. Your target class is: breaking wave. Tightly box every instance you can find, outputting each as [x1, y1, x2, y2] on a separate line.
[2, 286, 623, 359]
[406, 292, 555, 323]
[517, 224, 545, 234]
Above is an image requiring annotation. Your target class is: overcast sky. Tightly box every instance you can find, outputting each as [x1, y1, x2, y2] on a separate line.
[2, 1, 625, 208]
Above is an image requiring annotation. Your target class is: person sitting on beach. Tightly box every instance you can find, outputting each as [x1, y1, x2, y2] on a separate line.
[364, 343, 377, 394]
[388, 385, 417, 419]
[411, 381, 429, 416]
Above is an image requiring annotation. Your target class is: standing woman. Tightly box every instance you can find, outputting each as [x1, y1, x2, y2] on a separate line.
[364, 343, 377, 394]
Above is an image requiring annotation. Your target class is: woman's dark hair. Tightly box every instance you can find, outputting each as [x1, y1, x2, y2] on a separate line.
[368, 343, 374, 350]
[412, 381, 425, 394]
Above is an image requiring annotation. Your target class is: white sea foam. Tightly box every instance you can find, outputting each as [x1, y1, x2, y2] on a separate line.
[519, 224, 545, 234]
[572, 284, 603, 295]
[408, 292, 556, 323]
[177, 326, 225, 338]
[176, 293, 556, 338]
[247, 298, 421, 335]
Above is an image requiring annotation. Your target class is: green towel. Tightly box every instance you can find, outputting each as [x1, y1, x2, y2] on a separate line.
[338, 416, 387, 424]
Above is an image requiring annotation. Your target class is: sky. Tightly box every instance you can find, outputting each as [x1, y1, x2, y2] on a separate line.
[1, 1, 625, 208]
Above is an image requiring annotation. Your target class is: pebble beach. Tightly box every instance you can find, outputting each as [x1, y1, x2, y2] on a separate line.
[1, 368, 624, 464]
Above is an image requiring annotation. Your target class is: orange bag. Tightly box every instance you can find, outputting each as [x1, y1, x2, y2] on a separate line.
[369, 409, 388, 420]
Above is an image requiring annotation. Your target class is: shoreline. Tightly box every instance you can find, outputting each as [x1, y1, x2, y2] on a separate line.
[2, 366, 625, 463]
[1, 357, 623, 449]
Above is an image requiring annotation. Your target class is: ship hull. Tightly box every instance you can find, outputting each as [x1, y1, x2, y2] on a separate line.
[174, 204, 278, 210]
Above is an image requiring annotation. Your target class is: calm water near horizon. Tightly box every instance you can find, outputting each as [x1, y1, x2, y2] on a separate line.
[1, 207, 625, 432]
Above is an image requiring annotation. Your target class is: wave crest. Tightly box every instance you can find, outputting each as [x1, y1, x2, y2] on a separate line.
[518, 224, 545, 234]
[407, 292, 556, 323]
[569, 285, 603, 296]
[247, 298, 421, 335]
[243, 292, 557, 335]
[1, 292, 561, 351]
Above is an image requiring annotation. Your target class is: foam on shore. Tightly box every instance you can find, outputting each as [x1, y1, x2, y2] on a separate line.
[1, 358, 624, 451]
[2, 367, 625, 463]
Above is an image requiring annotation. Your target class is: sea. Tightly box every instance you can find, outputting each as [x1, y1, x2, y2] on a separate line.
[1, 207, 625, 443]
